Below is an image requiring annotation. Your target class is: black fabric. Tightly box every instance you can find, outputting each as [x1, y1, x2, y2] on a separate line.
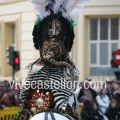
[33, 24, 39, 50]
[105, 107, 120, 120]
[0, 105, 3, 109]
[81, 107, 103, 120]
[114, 93, 120, 108]
[114, 93, 120, 103]
[111, 59, 120, 80]
[106, 88, 114, 100]
[77, 87, 97, 102]
[111, 59, 119, 68]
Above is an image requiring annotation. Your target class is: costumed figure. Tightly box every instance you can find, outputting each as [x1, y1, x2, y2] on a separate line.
[14, 0, 89, 120]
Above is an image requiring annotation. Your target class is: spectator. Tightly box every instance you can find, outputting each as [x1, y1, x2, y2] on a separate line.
[0, 104, 5, 109]
[77, 79, 97, 103]
[0, 80, 11, 101]
[114, 86, 120, 110]
[113, 83, 119, 93]
[106, 81, 114, 100]
[0, 83, 5, 100]
[91, 99, 104, 120]
[96, 89, 110, 114]
[0, 89, 19, 107]
[81, 100, 103, 120]
[110, 51, 120, 80]
[14, 89, 21, 105]
[74, 82, 82, 98]
[105, 99, 120, 120]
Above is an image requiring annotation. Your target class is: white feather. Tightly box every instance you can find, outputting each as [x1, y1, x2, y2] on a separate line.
[71, 0, 89, 20]
[30, 64, 43, 74]
[53, 0, 67, 14]
[66, 0, 89, 20]
[31, 0, 50, 20]
[31, 0, 89, 21]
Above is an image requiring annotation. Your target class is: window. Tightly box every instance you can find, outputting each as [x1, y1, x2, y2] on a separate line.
[90, 18, 98, 40]
[100, 18, 108, 40]
[12, 24, 15, 44]
[89, 17, 120, 76]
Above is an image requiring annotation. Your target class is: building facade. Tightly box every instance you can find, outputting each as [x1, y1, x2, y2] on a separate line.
[0, 0, 36, 81]
[78, 0, 120, 81]
[0, 0, 120, 81]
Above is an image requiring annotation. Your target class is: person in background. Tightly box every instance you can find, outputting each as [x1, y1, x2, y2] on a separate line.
[0, 82, 5, 100]
[114, 86, 120, 111]
[14, 89, 21, 106]
[81, 100, 103, 120]
[0, 84, 3, 100]
[91, 99, 104, 120]
[74, 82, 82, 98]
[106, 81, 114, 100]
[0, 104, 5, 109]
[77, 78, 97, 103]
[0, 89, 19, 107]
[105, 99, 120, 120]
[111, 51, 120, 80]
[96, 89, 110, 114]
[112, 81, 120, 94]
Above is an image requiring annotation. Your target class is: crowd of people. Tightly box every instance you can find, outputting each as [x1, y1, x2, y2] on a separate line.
[0, 80, 21, 109]
[75, 79, 120, 120]
[1, 79, 120, 120]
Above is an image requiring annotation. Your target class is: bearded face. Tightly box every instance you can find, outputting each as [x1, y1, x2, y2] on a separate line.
[41, 38, 65, 60]
[33, 14, 74, 62]
[41, 18, 66, 60]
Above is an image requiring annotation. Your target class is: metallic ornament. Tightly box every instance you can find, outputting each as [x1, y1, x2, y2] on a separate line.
[25, 89, 54, 113]
[35, 98, 44, 108]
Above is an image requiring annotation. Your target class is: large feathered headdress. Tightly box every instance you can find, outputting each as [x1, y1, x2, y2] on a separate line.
[30, 0, 89, 79]
[31, 0, 89, 52]
[31, 0, 89, 22]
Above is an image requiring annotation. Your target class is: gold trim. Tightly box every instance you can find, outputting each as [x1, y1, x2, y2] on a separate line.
[0, 0, 28, 5]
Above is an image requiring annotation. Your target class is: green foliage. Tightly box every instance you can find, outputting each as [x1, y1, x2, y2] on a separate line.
[13, 109, 30, 120]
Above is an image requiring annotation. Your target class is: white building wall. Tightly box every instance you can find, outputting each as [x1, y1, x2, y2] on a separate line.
[20, 11, 36, 80]
[0, 1, 39, 81]
[0, 0, 120, 81]
[77, 0, 120, 81]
